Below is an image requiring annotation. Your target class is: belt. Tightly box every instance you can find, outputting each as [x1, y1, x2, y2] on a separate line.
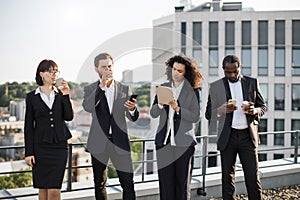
[231, 128, 248, 133]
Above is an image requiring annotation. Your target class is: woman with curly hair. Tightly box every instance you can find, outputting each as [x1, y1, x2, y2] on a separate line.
[150, 54, 203, 200]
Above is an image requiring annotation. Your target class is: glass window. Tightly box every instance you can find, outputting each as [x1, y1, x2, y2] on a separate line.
[274, 154, 284, 160]
[292, 21, 300, 75]
[193, 22, 202, 46]
[275, 84, 285, 110]
[292, 20, 300, 45]
[291, 119, 300, 146]
[275, 48, 285, 76]
[274, 119, 284, 146]
[225, 21, 235, 46]
[292, 48, 300, 75]
[208, 152, 217, 167]
[258, 21, 268, 45]
[209, 49, 219, 75]
[146, 149, 153, 174]
[292, 84, 300, 111]
[258, 119, 267, 145]
[225, 48, 235, 56]
[258, 153, 267, 162]
[209, 22, 218, 46]
[242, 21, 251, 46]
[258, 48, 268, 76]
[193, 48, 202, 67]
[241, 48, 251, 76]
[181, 22, 186, 51]
[209, 49, 218, 75]
[275, 20, 285, 45]
[260, 83, 268, 106]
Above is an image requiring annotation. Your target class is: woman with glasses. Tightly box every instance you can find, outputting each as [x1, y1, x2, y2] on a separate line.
[24, 59, 73, 200]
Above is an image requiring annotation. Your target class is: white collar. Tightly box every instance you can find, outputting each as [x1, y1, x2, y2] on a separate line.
[35, 86, 59, 95]
[227, 77, 241, 85]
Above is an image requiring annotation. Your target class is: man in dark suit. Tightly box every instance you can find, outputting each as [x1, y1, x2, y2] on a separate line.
[205, 55, 267, 200]
[82, 53, 139, 200]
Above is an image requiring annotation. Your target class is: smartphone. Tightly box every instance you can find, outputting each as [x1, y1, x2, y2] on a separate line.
[129, 94, 138, 102]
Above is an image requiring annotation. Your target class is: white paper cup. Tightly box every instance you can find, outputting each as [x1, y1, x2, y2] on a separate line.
[242, 101, 249, 113]
[56, 78, 64, 89]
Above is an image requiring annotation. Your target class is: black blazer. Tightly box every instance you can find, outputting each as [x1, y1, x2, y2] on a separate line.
[150, 80, 200, 147]
[205, 76, 267, 151]
[82, 81, 139, 154]
[24, 90, 73, 156]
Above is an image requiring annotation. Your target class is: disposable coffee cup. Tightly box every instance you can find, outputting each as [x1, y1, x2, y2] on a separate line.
[56, 78, 64, 89]
[242, 101, 249, 113]
[228, 99, 236, 106]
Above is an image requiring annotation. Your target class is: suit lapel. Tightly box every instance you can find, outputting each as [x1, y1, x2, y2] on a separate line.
[94, 81, 110, 114]
[177, 80, 188, 103]
[222, 77, 232, 100]
[241, 76, 248, 100]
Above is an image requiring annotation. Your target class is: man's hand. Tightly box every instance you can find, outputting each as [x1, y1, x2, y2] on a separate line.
[242, 101, 257, 115]
[217, 103, 237, 115]
[125, 98, 137, 111]
[100, 68, 113, 89]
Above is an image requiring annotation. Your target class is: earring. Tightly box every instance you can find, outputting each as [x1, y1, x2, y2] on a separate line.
[42, 76, 44, 81]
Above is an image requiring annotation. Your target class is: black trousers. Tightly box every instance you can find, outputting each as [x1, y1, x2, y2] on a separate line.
[91, 139, 135, 200]
[156, 144, 195, 200]
[220, 128, 262, 200]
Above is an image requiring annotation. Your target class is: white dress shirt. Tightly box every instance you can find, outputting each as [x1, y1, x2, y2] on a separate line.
[162, 81, 184, 146]
[35, 87, 58, 109]
[228, 78, 248, 129]
[101, 80, 115, 114]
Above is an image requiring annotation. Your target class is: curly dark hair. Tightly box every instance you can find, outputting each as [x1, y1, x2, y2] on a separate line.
[165, 54, 203, 89]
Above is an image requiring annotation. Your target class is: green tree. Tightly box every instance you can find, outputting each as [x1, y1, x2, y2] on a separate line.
[0, 169, 32, 190]
[133, 83, 150, 107]
[107, 166, 118, 178]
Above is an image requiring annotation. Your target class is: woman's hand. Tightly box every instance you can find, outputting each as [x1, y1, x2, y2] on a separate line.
[58, 79, 70, 95]
[25, 156, 35, 167]
[169, 100, 180, 113]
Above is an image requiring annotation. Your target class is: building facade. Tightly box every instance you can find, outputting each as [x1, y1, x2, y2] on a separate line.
[151, 0, 300, 167]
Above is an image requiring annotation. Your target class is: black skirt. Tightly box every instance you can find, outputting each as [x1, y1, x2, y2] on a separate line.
[32, 141, 68, 189]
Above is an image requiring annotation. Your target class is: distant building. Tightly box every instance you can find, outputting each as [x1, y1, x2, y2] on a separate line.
[151, 0, 300, 169]
[122, 65, 152, 84]
[9, 99, 25, 121]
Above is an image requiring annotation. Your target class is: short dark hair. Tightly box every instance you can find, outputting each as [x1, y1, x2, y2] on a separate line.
[222, 55, 241, 69]
[94, 53, 113, 68]
[35, 59, 58, 86]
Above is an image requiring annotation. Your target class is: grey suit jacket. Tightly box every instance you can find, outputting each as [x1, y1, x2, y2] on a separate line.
[150, 80, 200, 147]
[82, 81, 139, 154]
[205, 76, 267, 151]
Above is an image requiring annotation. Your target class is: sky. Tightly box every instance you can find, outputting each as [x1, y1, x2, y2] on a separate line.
[1, 0, 300, 84]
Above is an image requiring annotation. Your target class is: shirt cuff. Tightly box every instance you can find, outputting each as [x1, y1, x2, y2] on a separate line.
[129, 107, 136, 116]
[158, 104, 164, 109]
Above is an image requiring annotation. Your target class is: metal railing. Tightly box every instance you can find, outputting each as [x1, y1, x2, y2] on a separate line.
[0, 130, 299, 199]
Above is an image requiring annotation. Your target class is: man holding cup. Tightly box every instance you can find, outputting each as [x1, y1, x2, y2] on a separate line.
[82, 52, 139, 200]
[205, 55, 267, 200]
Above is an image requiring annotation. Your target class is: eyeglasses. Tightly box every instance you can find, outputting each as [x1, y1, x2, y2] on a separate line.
[47, 69, 60, 75]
